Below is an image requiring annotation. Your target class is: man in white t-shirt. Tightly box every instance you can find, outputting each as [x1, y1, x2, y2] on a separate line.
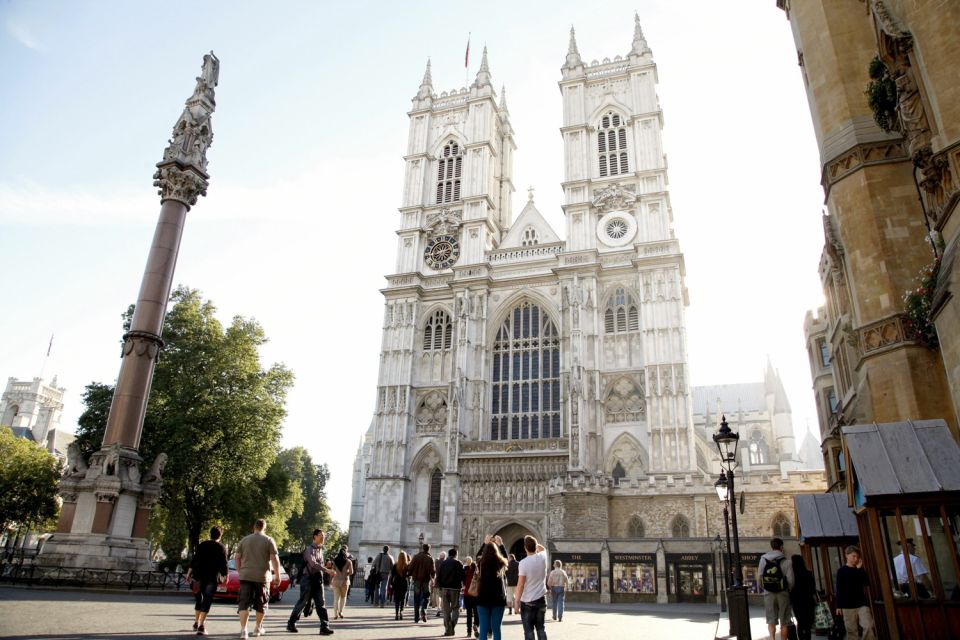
[514, 535, 548, 640]
[894, 539, 933, 598]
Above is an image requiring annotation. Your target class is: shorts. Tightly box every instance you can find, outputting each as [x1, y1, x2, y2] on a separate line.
[764, 590, 792, 625]
[238, 580, 268, 613]
[506, 585, 516, 603]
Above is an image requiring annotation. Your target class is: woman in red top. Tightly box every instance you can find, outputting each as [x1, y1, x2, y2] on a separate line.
[462, 556, 479, 637]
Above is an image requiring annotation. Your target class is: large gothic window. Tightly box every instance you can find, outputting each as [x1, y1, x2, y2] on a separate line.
[490, 301, 561, 440]
[604, 287, 639, 334]
[428, 469, 442, 523]
[627, 515, 645, 538]
[671, 515, 691, 538]
[423, 309, 453, 351]
[749, 431, 770, 465]
[598, 112, 629, 177]
[772, 513, 791, 538]
[436, 141, 463, 204]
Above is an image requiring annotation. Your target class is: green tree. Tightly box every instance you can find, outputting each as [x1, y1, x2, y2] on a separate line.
[75, 286, 295, 553]
[279, 447, 334, 551]
[74, 382, 114, 459]
[0, 427, 62, 532]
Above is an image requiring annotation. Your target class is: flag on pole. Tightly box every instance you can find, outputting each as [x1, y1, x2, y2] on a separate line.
[465, 33, 471, 69]
[46, 334, 54, 357]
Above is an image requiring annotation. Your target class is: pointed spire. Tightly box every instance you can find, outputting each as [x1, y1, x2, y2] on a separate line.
[473, 45, 491, 88]
[499, 85, 509, 112]
[630, 12, 649, 55]
[564, 26, 583, 68]
[417, 58, 433, 99]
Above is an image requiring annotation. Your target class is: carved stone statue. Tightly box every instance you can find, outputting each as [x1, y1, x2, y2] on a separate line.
[592, 183, 637, 212]
[142, 452, 168, 485]
[65, 442, 89, 477]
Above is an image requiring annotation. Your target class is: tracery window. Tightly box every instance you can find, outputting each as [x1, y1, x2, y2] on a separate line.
[423, 309, 453, 351]
[671, 515, 691, 538]
[604, 287, 639, 334]
[598, 112, 629, 177]
[772, 513, 791, 538]
[748, 431, 770, 465]
[436, 141, 463, 204]
[521, 227, 540, 247]
[428, 468, 442, 523]
[627, 515, 645, 538]
[490, 301, 561, 440]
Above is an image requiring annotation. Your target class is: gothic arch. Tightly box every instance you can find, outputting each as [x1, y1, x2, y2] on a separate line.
[603, 376, 646, 424]
[409, 442, 444, 475]
[430, 133, 466, 158]
[487, 518, 544, 559]
[625, 514, 646, 538]
[419, 303, 455, 331]
[605, 431, 648, 477]
[485, 290, 560, 344]
[771, 512, 792, 538]
[587, 99, 632, 126]
[670, 514, 691, 538]
[409, 443, 444, 525]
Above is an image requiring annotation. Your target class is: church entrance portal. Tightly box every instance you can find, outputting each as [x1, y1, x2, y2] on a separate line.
[493, 522, 536, 561]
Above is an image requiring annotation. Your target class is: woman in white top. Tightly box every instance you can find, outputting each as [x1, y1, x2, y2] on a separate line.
[546, 560, 569, 622]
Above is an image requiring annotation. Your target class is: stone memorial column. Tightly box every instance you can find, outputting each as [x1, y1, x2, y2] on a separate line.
[42, 53, 220, 570]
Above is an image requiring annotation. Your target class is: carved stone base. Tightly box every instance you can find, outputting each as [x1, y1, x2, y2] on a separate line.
[38, 532, 152, 571]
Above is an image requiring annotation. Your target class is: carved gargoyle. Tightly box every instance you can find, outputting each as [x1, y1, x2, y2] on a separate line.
[142, 452, 168, 485]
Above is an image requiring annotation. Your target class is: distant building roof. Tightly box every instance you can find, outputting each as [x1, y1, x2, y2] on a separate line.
[794, 492, 859, 543]
[843, 419, 960, 501]
[691, 383, 766, 416]
[9, 426, 34, 441]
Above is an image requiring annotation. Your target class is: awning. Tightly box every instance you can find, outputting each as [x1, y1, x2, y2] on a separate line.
[843, 419, 960, 503]
[794, 492, 859, 543]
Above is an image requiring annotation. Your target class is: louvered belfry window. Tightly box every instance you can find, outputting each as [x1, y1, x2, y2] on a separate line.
[598, 112, 629, 177]
[604, 287, 640, 334]
[490, 301, 561, 440]
[436, 141, 463, 204]
[423, 309, 453, 351]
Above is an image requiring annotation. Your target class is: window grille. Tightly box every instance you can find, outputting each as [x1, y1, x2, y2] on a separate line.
[423, 310, 453, 351]
[436, 141, 463, 204]
[428, 469, 442, 523]
[598, 112, 629, 177]
[605, 288, 640, 334]
[490, 301, 561, 440]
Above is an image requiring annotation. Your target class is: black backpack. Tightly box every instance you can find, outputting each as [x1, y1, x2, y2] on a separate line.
[762, 557, 786, 593]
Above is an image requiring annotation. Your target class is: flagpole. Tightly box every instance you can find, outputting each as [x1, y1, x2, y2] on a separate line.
[465, 32, 471, 88]
[39, 333, 53, 380]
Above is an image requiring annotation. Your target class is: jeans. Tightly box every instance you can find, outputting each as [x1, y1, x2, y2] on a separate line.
[442, 588, 461, 633]
[194, 580, 217, 613]
[288, 575, 330, 631]
[413, 581, 431, 620]
[520, 597, 547, 640]
[550, 587, 565, 620]
[377, 574, 390, 604]
[464, 595, 478, 631]
[477, 605, 505, 640]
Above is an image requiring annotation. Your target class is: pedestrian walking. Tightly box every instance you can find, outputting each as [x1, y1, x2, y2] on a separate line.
[790, 554, 816, 640]
[432, 551, 447, 617]
[515, 535, 549, 640]
[463, 557, 479, 637]
[391, 551, 410, 620]
[835, 545, 876, 640]
[437, 548, 466, 636]
[475, 537, 508, 640]
[505, 554, 520, 615]
[546, 559, 569, 622]
[286, 529, 336, 636]
[408, 543, 436, 623]
[364, 556, 375, 603]
[331, 545, 354, 619]
[234, 519, 281, 639]
[373, 545, 395, 607]
[759, 537, 796, 640]
[185, 525, 229, 636]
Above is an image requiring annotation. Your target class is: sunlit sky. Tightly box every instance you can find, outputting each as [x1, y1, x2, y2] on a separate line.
[0, 1, 826, 527]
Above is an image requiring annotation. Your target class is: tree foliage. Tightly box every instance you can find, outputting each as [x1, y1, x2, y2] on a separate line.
[0, 427, 62, 531]
[279, 447, 334, 552]
[75, 286, 298, 553]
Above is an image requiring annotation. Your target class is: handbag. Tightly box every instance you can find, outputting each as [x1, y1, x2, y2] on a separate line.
[786, 623, 799, 640]
[827, 615, 846, 640]
[466, 565, 481, 597]
[813, 596, 833, 630]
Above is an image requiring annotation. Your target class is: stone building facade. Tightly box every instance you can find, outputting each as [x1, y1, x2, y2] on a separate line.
[782, 0, 960, 490]
[349, 17, 826, 603]
[0, 376, 73, 458]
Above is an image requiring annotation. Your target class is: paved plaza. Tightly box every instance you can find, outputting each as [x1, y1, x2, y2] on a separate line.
[0, 587, 731, 640]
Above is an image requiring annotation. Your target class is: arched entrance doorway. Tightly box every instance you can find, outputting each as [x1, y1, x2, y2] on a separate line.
[493, 522, 538, 561]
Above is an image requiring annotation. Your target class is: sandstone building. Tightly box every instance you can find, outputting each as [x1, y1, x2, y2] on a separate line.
[349, 17, 825, 603]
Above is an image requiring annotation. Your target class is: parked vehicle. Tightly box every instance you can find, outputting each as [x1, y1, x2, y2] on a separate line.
[192, 559, 290, 602]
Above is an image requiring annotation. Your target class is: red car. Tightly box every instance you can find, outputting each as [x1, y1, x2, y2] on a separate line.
[193, 560, 291, 602]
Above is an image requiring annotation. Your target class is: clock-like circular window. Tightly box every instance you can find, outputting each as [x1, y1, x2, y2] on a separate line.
[424, 234, 461, 270]
[596, 211, 636, 247]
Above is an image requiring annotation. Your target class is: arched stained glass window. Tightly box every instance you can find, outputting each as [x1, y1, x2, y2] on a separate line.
[490, 301, 561, 440]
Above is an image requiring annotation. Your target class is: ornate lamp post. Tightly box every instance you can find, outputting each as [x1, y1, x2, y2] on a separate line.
[419, 532, 425, 548]
[715, 470, 734, 589]
[714, 415, 751, 640]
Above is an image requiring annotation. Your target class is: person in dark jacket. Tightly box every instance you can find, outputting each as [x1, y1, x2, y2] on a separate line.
[391, 551, 410, 620]
[437, 548, 466, 636]
[790, 554, 816, 640]
[476, 540, 508, 640]
[505, 554, 520, 615]
[186, 525, 229, 636]
[407, 544, 436, 623]
[835, 546, 876, 640]
[463, 557, 479, 636]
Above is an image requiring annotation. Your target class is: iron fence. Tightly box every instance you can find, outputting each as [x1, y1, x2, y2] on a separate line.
[0, 557, 191, 592]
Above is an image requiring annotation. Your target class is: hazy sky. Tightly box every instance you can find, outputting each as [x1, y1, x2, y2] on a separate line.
[0, 1, 827, 527]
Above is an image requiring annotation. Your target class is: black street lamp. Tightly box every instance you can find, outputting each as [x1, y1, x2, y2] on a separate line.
[418, 532, 424, 547]
[715, 471, 734, 589]
[714, 415, 751, 640]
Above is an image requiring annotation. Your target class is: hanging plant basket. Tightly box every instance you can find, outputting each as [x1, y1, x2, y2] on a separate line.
[902, 257, 941, 349]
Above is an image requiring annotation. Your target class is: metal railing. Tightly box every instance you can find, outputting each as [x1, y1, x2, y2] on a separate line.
[0, 557, 191, 592]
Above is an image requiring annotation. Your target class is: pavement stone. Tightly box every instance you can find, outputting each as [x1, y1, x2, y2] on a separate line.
[0, 587, 723, 640]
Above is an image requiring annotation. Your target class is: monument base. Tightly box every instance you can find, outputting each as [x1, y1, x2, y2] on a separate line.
[38, 532, 152, 571]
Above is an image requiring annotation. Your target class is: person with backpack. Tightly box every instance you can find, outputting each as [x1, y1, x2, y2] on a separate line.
[758, 537, 796, 640]
[373, 545, 395, 607]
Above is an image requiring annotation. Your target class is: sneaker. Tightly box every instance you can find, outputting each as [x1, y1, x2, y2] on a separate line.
[193, 622, 199, 631]
[240, 630, 248, 640]
[422, 612, 427, 623]
[286, 624, 299, 633]
[319, 629, 334, 636]
[197, 625, 206, 636]
[253, 627, 265, 637]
